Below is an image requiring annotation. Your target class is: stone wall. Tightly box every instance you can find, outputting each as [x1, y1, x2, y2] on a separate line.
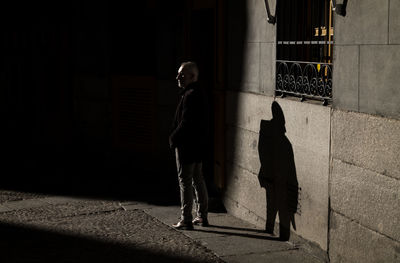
[330, 0, 400, 262]
[224, 0, 400, 261]
[224, 0, 330, 251]
[329, 111, 400, 263]
[224, 0, 275, 226]
[333, 0, 400, 119]
[224, 92, 331, 250]
[227, 0, 275, 95]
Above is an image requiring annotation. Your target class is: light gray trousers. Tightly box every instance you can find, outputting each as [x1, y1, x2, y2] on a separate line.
[175, 148, 208, 222]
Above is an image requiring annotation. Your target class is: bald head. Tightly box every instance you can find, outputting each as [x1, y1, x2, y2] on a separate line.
[176, 61, 199, 88]
[180, 62, 199, 81]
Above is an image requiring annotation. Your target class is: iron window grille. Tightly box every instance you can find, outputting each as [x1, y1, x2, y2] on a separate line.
[276, 0, 334, 105]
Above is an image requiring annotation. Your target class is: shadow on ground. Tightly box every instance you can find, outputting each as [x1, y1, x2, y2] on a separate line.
[2, 148, 180, 206]
[0, 222, 211, 263]
[195, 225, 279, 241]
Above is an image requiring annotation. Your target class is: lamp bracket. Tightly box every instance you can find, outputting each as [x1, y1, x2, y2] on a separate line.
[331, 0, 348, 16]
[264, 0, 276, 25]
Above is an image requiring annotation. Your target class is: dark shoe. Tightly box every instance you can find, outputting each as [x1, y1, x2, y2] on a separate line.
[192, 217, 209, 227]
[278, 236, 289, 241]
[172, 220, 193, 230]
[279, 226, 290, 241]
[264, 224, 275, 235]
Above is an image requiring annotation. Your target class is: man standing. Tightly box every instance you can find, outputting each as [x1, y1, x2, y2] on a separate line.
[169, 61, 209, 230]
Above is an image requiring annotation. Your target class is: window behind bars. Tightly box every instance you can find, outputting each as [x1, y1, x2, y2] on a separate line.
[276, 0, 333, 105]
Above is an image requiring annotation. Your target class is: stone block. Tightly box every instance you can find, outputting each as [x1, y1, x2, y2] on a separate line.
[242, 43, 260, 93]
[224, 163, 266, 221]
[260, 43, 275, 96]
[143, 205, 181, 226]
[225, 95, 331, 250]
[207, 212, 260, 231]
[329, 212, 400, 263]
[292, 145, 329, 251]
[332, 45, 359, 111]
[227, 94, 331, 156]
[276, 99, 331, 250]
[0, 205, 13, 213]
[389, 1, 400, 44]
[225, 139, 330, 250]
[334, 0, 389, 44]
[246, 0, 276, 43]
[227, 43, 260, 92]
[226, 91, 274, 132]
[225, 127, 330, 249]
[201, 233, 293, 257]
[223, 195, 266, 230]
[331, 159, 400, 240]
[294, 146, 330, 206]
[42, 196, 83, 205]
[222, 250, 324, 263]
[275, 98, 331, 158]
[1, 199, 47, 211]
[359, 45, 400, 119]
[332, 110, 400, 179]
[224, 166, 330, 252]
[226, 126, 260, 175]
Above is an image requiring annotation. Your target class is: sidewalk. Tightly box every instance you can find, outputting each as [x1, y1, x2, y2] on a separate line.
[121, 201, 328, 263]
[0, 191, 327, 262]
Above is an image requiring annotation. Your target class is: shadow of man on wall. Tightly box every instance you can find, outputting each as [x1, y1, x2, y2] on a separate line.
[257, 101, 298, 241]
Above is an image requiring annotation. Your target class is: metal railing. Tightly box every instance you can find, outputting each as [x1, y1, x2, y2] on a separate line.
[276, 0, 334, 105]
[276, 60, 332, 105]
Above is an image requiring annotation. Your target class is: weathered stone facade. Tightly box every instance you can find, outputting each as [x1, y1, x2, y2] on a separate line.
[224, 0, 400, 261]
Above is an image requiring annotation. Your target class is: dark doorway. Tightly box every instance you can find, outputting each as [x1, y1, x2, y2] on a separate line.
[188, 7, 216, 194]
[183, 1, 227, 201]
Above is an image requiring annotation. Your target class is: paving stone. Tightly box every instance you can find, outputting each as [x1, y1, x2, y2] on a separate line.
[144, 205, 180, 225]
[1, 199, 48, 211]
[221, 249, 325, 263]
[0, 190, 47, 204]
[0, 200, 121, 224]
[0, 191, 328, 262]
[199, 234, 295, 257]
[120, 202, 155, 211]
[0, 202, 223, 263]
[43, 196, 92, 205]
[0, 206, 12, 213]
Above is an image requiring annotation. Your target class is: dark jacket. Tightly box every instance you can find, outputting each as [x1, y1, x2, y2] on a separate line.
[169, 82, 208, 164]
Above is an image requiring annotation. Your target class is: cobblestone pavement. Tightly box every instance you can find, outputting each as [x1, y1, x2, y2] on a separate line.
[0, 190, 224, 263]
[0, 190, 48, 204]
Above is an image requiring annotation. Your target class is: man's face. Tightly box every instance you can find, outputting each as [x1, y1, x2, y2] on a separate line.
[176, 65, 193, 88]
